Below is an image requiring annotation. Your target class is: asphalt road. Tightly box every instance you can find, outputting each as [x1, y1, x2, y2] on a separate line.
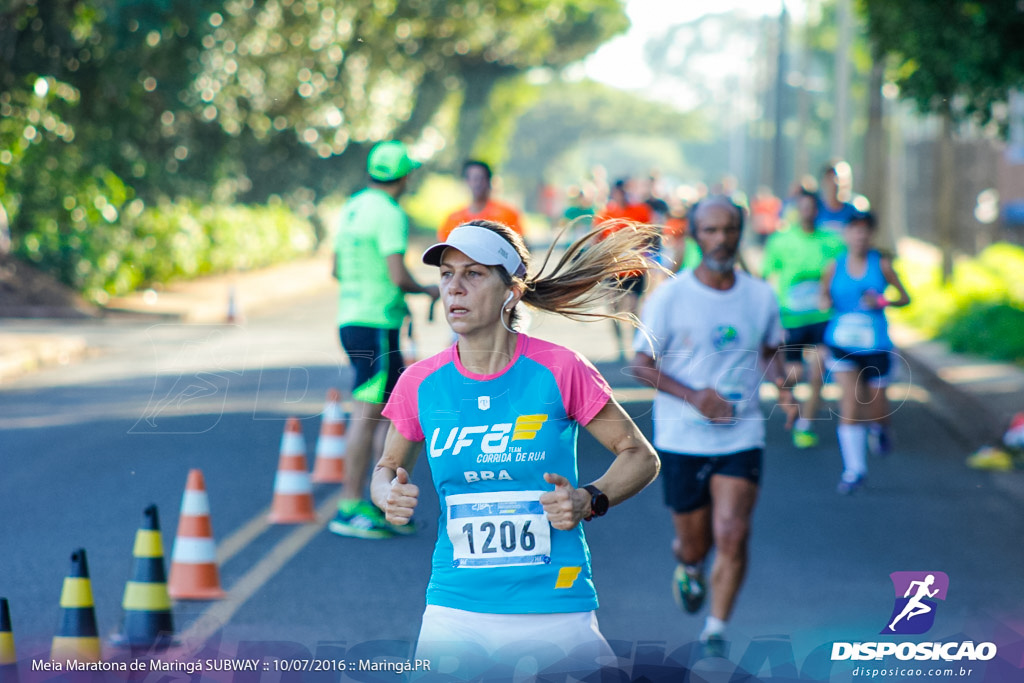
[1, 289, 1022, 682]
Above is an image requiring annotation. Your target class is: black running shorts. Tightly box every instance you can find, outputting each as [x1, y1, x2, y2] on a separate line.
[659, 448, 763, 513]
[339, 325, 404, 404]
[782, 321, 829, 362]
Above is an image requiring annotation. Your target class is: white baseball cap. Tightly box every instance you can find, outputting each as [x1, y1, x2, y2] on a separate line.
[421, 225, 527, 277]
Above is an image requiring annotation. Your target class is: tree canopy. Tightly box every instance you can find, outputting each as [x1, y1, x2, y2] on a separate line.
[0, 0, 627, 293]
[861, 0, 1024, 126]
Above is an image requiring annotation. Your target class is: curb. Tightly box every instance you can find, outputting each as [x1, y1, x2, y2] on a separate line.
[102, 254, 336, 324]
[0, 334, 89, 384]
[899, 347, 1004, 450]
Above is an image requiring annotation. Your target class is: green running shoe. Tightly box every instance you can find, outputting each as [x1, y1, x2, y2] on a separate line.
[328, 500, 393, 540]
[672, 564, 706, 614]
[792, 429, 819, 449]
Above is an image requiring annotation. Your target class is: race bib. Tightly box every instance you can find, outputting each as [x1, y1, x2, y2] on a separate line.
[446, 490, 551, 568]
[786, 280, 821, 313]
[832, 313, 876, 350]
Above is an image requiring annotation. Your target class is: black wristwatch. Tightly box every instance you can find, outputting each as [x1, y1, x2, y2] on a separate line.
[582, 484, 609, 521]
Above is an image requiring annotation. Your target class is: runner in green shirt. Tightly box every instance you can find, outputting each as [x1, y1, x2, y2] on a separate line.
[330, 140, 439, 539]
[761, 188, 845, 449]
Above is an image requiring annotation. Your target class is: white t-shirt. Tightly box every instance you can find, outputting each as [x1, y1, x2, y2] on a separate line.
[634, 270, 784, 455]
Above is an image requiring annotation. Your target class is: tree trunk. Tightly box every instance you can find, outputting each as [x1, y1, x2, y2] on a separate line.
[831, 0, 853, 160]
[394, 66, 450, 142]
[937, 109, 956, 283]
[863, 48, 891, 252]
[452, 60, 514, 170]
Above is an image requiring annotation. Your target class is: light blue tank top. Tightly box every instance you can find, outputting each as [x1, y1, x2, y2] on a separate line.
[825, 251, 892, 353]
[382, 335, 614, 614]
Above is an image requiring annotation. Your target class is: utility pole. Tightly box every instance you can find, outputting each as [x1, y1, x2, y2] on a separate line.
[863, 46, 892, 251]
[832, 0, 853, 161]
[772, 1, 789, 197]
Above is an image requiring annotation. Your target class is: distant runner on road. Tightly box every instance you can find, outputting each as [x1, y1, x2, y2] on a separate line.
[438, 160, 523, 241]
[629, 195, 798, 656]
[820, 210, 911, 494]
[329, 140, 439, 540]
[761, 188, 846, 449]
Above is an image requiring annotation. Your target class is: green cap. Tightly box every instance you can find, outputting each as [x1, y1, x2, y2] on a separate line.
[367, 141, 420, 182]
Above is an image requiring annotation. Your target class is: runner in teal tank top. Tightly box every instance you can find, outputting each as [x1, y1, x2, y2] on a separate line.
[820, 211, 910, 494]
[370, 220, 661, 678]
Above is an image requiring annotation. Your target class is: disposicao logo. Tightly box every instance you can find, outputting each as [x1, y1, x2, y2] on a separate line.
[831, 571, 998, 663]
[883, 571, 949, 635]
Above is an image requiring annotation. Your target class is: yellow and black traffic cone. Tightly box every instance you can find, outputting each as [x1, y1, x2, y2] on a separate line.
[110, 505, 175, 651]
[51, 548, 101, 663]
[1, 597, 17, 682]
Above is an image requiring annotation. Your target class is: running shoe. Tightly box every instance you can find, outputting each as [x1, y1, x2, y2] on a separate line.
[868, 426, 891, 457]
[672, 564, 706, 614]
[701, 633, 728, 659]
[836, 475, 865, 495]
[792, 429, 819, 449]
[328, 501, 392, 539]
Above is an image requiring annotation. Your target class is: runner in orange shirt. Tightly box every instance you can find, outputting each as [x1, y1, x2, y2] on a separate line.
[598, 179, 655, 361]
[439, 160, 524, 241]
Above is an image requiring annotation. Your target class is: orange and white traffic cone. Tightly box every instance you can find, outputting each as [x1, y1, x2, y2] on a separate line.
[311, 389, 347, 484]
[267, 417, 316, 524]
[1, 597, 17, 681]
[167, 470, 225, 601]
[51, 549, 101, 663]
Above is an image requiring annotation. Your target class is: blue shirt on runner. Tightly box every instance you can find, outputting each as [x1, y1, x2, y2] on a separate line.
[825, 250, 893, 354]
[816, 200, 859, 233]
[382, 334, 613, 615]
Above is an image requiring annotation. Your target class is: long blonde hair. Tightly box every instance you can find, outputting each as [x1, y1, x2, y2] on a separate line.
[460, 219, 665, 329]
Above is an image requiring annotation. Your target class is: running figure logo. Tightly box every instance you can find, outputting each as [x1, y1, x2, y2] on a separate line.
[882, 571, 949, 635]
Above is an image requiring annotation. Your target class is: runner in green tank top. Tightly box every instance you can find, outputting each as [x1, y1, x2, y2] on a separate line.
[761, 188, 845, 449]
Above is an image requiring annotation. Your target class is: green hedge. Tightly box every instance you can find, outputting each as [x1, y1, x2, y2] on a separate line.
[941, 303, 1024, 362]
[892, 242, 1024, 364]
[15, 200, 315, 304]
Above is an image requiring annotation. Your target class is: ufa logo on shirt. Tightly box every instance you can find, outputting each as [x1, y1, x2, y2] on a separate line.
[429, 415, 548, 458]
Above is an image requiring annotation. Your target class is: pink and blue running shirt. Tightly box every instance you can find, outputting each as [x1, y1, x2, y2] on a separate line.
[382, 334, 613, 614]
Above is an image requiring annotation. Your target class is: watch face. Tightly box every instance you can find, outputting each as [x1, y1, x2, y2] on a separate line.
[586, 485, 609, 516]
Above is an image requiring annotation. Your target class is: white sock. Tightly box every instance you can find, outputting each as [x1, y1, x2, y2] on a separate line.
[837, 423, 868, 481]
[794, 417, 812, 432]
[701, 616, 727, 641]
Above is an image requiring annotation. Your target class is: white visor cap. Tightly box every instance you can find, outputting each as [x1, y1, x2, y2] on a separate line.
[422, 225, 526, 277]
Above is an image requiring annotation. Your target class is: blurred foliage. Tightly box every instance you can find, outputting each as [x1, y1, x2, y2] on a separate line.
[860, 0, 1024, 128]
[504, 79, 705, 190]
[891, 242, 1024, 363]
[402, 173, 468, 237]
[942, 303, 1024, 363]
[0, 0, 627, 297]
[19, 199, 314, 303]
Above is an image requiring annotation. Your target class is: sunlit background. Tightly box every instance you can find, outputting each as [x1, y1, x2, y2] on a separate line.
[1, 0, 1023, 354]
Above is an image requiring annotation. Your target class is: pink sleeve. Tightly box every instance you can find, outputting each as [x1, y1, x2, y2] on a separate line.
[381, 351, 451, 442]
[381, 369, 424, 442]
[527, 338, 612, 426]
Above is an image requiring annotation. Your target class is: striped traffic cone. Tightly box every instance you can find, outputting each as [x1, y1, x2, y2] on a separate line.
[311, 389, 347, 484]
[51, 549, 101, 663]
[111, 505, 175, 650]
[167, 470, 225, 600]
[267, 417, 316, 524]
[1, 598, 17, 682]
